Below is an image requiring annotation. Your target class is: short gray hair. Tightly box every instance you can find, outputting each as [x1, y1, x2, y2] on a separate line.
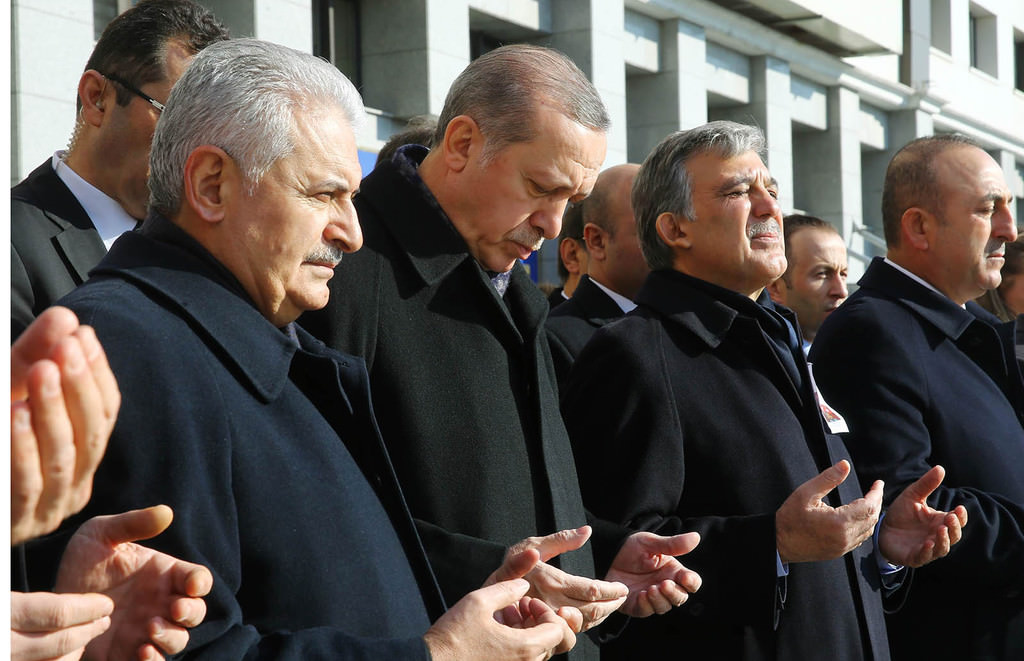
[632, 121, 766, 271]
[433, 44, 609, 161]
[149, 38, 364, 216]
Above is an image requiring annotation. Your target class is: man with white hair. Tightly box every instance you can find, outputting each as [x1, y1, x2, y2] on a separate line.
[30, 38, 587, 660]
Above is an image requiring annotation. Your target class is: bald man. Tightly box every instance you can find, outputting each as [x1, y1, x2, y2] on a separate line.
[546, 164, 648, 385]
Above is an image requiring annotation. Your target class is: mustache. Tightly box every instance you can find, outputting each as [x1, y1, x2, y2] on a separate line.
[507, 225, 545, 252]
[747, 220, 781, 240]
[986, 241, 1006, 257]
[305, 242, 346, 265]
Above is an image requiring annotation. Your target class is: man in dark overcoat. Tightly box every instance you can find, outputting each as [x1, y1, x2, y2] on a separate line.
[546, 163, 648, 386]
[562, 120, 968, 660]
[301, 44, 704, 659]
[811, 134, 1024, 660]
[26, 39, 586, 661]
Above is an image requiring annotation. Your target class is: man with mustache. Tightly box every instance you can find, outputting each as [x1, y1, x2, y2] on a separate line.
[767, 214, 848, 352]
[561, 121, 967, 660]
[810, 134, 1024, 660]
[301, 44, 704, 660]
[30, 38, 600, 660]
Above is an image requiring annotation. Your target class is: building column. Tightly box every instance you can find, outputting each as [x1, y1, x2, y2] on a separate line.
[11, 0, 94, 184]
[358, 0, 470, 118]
[900, 0, 931, 89]
[626, 18, 707, 163]
[548, 0, 627, 167]
[792, 86, 865, 276]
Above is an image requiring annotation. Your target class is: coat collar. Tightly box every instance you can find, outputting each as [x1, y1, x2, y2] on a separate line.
[552, 275, 626, 325]
[858, 257, 978, 341]
[93, 214, 350, 405]
[13, 159, 94, 232]
[358, 146, 473, 288]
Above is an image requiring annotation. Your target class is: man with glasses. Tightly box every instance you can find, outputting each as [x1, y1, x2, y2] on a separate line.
[11, 0, 228, 339]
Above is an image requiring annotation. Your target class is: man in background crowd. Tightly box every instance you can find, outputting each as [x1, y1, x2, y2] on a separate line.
[767, 214, 848, 352]
[11, 0, 228, 338]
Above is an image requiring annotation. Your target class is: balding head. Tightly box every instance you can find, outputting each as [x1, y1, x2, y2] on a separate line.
[583, 164, 648, 300]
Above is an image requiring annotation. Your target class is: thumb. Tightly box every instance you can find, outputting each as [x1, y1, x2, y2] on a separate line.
[900, 465, 945, 503]
[804, 460, 851, 501]
[489, 547, 541, 584]
[89, 504, 174, 545]
[475, 578, 532, 612]
[530, 525, 592, 563]
[635, 531, 701, 558]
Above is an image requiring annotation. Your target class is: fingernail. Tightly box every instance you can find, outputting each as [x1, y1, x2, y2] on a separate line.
[41, 368, 61, 397]
[12, 405, 30, 430]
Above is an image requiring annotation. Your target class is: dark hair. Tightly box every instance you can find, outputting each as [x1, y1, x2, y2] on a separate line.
[377, 115, 438, 165]
[83, 0, 229, 110]
[881, 133, 980, 248]
[779, 214, 840, 285]
[556, 202, 587, 280]
[433, 44, 609, 160]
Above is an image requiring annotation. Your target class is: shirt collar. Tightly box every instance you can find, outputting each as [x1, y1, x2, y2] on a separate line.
[883, 257, 967, 309]
[589, 277, 637, 313]
[53, 150, 137, 248]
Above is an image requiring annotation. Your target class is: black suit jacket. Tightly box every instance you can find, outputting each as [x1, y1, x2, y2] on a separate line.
[29, 216, 442, 659]
[811, 258, 1024, 661]
[11, 159, 107, 338]
[563, 269, 891, 661]
[546, 275, 626, 387]
[301, 147, 624, 661]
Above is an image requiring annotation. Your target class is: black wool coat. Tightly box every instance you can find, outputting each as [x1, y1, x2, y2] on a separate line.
[11, 158, 107, 338]
[302, 148, 626, 661]
[28, 216, 443, 660]
[545, 275, 626, 388]
[811, 257, 1024, 661]
[562, 269, 891, 661]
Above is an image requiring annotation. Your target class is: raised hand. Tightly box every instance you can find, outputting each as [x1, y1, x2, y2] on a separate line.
[55, 505, 213, 661]
[11, 307, 120, 545]
[880, 465, 968, 567]
[487, 526, 628, 631]
[604, 531, 702, 617]
[776, 460, 882, 563]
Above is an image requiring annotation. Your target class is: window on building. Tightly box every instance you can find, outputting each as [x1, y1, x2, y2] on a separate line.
[968, 3, 998, 77]
[312, 0, 360, 87]
[930, 0, 951, 54]
[93, 0, 134, 39]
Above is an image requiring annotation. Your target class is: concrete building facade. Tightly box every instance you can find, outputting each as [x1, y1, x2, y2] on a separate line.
[11, 0, 1024, 283]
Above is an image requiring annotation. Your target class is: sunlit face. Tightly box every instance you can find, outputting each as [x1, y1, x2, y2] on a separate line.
[928, 146, 1016, 304]
[454, 103, 607, 273]
[773, 228, 848, 340]
[96, 41, 191, 220]
[679, 150, 786, 298]
[226, 106, 363, 326]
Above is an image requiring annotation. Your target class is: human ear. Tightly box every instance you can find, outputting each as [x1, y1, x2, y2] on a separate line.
[583, 223, 608, 260]
[655, 212, 692, 250]
[183, 146, 235, 223]
[441, 115, 481, 173]
[901, 207, 931, 251]
[78, 71, 111, 127]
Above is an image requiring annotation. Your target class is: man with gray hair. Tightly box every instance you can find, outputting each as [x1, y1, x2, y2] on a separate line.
[302, 44, 703, 660]
[29, 38, 591, 660]
[562, 120, 967, 660]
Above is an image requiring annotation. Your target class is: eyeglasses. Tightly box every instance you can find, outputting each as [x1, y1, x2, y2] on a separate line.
[100, 72, 165, 113]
